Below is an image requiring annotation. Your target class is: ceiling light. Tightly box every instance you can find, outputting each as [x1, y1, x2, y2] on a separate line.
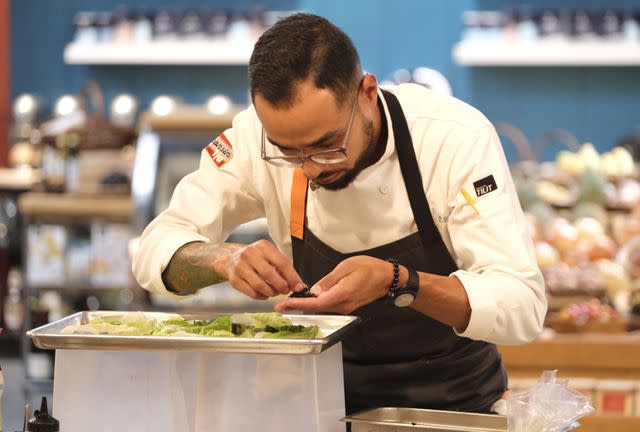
[54, 95, 80, 117]
[150, 95, 176, 117]
[206, 95, 232, 115]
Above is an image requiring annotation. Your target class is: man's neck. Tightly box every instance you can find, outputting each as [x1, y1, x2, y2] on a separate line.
[363, 94, 388, 169]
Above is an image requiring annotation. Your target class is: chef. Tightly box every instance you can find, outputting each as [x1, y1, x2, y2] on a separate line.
[132, 13, 546, 415]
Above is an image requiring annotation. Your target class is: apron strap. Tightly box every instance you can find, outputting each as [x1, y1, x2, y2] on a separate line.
[381, 89, 444, 248]
[290, 167, 308, 240]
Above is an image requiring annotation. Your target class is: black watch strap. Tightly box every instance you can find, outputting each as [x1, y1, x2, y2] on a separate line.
[403, 267, 420, 295]
[385, 259, 419, 301]
[389, 265, 420, 307]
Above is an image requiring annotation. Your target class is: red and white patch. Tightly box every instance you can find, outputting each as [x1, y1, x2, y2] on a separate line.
[205, 134, 233, 168]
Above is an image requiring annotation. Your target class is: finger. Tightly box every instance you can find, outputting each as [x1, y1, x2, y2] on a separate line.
[236, 265, 279, 298]
[258, 241, 305, 290]
[253, 260, 290, 294]
[310, 260, 355, 295]
[308, 285, 325, 297]
[230, 276, 269, 301]
[275, 295, 329, 313]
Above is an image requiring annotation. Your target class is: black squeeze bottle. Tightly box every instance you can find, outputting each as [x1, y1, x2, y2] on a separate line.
[27, 397, 59, 432]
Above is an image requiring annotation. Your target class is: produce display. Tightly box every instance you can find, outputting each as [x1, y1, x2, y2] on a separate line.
[516, 144, 640, 211]
[61, 312, 321, 339]
[557, 298, 620, 325]
[553, 299, 626, 333]
[513, 143, 640, 330]
[556, 143, 635, 180]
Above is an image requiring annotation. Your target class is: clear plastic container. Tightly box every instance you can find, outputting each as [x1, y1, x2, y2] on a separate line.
[53, 343, 345, 432]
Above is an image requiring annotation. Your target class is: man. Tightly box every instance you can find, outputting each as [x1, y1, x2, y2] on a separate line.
[133, 13, 546, 414]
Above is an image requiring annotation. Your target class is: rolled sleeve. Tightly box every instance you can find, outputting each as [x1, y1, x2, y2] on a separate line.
[451, 271, 498, 341]
[443, 125, 547, 345]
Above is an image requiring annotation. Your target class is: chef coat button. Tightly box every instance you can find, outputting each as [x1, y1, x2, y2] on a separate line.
[379, 185, 390, 195]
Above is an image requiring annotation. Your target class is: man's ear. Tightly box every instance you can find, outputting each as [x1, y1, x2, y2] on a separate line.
[362, 74, 379, 104]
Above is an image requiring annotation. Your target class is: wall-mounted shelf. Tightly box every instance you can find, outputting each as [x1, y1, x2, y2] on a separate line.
[453, 41, 640, 66]
[18, 192, 132, 219]
[499, 332, 640, 379]
[0, 167, 39, 191]
[139, 108, 237, 131]
[64, 40, 255, 65]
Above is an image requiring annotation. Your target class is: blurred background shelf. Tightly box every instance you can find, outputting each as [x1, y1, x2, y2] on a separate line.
[18, 192, 132, 219]
[30, 284, 132, 292]
[500, 332, 640, 379]
[579, 415, 640, 432]
[139, 109, 237, 130]
[453, 41, 640, 66]
[64, 41, 254, 65]
[0, 168, 40, 191]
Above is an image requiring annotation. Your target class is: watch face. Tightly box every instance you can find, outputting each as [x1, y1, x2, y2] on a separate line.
[394, 293, 415, 308]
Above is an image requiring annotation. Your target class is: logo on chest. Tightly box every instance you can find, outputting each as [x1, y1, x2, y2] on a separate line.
[473, 175, 498, 198]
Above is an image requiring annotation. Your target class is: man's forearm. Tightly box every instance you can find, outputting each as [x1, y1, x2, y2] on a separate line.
[408, 270, 472, 331]
[162, 241, 244, 295]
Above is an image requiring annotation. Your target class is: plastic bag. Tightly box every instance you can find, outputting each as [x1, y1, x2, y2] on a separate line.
[505, 370, 594, 432]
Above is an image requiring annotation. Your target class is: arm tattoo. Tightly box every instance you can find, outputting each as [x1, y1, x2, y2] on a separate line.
[161, 242, 242, 295]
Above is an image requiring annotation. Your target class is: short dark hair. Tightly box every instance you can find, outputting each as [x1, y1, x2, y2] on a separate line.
[249, 13, 361, 108]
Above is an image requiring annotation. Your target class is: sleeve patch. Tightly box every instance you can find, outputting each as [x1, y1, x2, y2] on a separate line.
[473, 175, 497, 197]
[205, 133, 233, 167]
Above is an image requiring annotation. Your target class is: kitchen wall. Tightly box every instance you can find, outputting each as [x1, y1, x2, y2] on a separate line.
[10, 0, 640, 161]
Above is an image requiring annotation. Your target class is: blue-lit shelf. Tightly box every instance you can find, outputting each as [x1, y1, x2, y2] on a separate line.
[64, 40, 254, 65]
[453, 40, 640, 66]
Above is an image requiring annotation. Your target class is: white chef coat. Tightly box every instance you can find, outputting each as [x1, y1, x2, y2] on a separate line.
[132, 83, 547, 346]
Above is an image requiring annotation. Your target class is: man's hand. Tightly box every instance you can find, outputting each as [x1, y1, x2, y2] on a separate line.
[275, 256, 404, 313]
[218, 239, 307, 300]
[162, 240, 306, 299]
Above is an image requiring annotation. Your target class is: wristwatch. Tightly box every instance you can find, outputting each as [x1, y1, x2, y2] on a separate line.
[386, 259, 420, 308]
[393, 266, 420, 307]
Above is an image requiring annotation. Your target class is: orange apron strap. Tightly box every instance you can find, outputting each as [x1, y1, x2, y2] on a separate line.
[290, 167, 308, 240]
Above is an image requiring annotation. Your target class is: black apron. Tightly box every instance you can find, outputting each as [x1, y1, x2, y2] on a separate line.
[290, 90, 507, 415]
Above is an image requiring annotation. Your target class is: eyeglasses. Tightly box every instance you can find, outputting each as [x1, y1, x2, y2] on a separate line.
[261, 77, 363, 168]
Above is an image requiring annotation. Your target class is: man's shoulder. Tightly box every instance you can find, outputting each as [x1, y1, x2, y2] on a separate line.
[231, 105, 261, 134]
[388, 83, 492, 133]
[215, 105, 262, 156]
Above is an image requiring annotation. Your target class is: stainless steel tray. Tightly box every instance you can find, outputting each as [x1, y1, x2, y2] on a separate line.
[341, 407, 507, 432]
[27, 311, 359, 355]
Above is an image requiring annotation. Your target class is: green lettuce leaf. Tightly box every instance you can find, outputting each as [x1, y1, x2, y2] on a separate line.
[250, 313, 294, 328]
[66, 312, 320, 340]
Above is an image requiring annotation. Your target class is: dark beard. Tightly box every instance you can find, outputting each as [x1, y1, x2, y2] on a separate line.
[320, 118, 377, 191]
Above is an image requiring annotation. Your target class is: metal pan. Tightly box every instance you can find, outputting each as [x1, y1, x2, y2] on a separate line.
[27, 311, 359, 355]
[341, 407, 507, 432]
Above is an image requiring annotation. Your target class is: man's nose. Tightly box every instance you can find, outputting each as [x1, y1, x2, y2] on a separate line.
[301, 159, 324, 179]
